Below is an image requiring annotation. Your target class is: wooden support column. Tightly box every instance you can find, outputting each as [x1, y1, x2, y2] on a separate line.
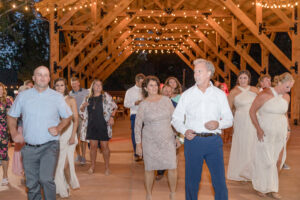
[256, 0, 262, 26]
[91, 0, 98, 26]
[291, 5, 300, 124]
[232, 16, 237, 39]
[261, 45, 269, 74]
[50, 5, 60, 86]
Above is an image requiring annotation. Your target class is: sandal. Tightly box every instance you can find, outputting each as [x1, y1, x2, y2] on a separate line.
[268, 192, 282, 199]
[88, 168, 94, 174]
[256, 191, 267, 197]
[1, 178, 8, 186]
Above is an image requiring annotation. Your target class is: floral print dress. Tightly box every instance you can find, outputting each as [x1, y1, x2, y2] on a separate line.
[0, 97, 13, 160]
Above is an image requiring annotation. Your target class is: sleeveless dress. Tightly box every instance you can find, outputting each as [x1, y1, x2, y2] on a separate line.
[55, 119, 80, 197]
[227, 86, 257, 181]
[252, 88, 288, 193]
[135, 96, 177, 171]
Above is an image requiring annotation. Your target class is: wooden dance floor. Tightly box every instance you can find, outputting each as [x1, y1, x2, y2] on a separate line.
[1, 117, 300, 200]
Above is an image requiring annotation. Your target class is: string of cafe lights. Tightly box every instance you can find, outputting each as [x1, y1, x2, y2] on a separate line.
[252, 0, 298, 8]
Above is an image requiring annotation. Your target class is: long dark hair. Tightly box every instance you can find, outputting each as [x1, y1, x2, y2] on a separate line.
[54, 78, 69, 96]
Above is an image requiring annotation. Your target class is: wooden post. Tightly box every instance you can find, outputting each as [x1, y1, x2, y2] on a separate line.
[291, 5, 300, 125]
[50, 4, 60, 86]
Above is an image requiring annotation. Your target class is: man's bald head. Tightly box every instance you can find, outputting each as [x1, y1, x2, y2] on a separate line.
[32, 66, 51, 90]
[34, 66, 50, 75]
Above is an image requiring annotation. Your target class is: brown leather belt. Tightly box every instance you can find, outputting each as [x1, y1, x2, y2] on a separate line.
[194, 133, 220, 137]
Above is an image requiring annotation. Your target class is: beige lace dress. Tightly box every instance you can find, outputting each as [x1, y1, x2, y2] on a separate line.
[135, 96, 177, 171]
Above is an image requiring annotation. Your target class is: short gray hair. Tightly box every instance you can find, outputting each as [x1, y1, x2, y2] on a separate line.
[193, 58, 215, 78]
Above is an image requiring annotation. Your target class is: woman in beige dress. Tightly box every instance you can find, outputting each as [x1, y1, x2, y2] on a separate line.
[227, 70, 259, 181]
[54, 78, 80, 198]
[250, 72, 294, 199]
[135, 76, 177, 200]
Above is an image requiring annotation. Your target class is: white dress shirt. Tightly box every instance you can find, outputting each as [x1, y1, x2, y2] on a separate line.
[124, 85, 143, 115]
[171, 82, 233, 135]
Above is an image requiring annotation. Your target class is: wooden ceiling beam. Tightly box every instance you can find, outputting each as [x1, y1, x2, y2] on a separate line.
[93, 39, 133, 77]
[175, 50, 194, 69]
[206, 16, 262, 74]
[131, 23, 213, 30]
[99, 49, 133, 80]
[221, 0, 292, 71]
[185, 38, 227, 78]
[271, 8, 294, 27]
[86, 31, 132, 76]
[57, 0, 134, 72]
[61, 25, 90, 31]
[121, 9, 231, 18]
[193, 29, 239, 75]
[153, 0, 164, 9]
[74, 17, 134, 74]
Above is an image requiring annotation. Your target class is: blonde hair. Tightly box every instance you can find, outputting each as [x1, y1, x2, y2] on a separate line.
[273, 72, 294, 86]
[165, 76, 182, 95]
[88, 79, 104, 98]
[18, 85, 30, 93]
[0, 82, 7, 105]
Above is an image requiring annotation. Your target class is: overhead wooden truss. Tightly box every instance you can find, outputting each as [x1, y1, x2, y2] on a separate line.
[36, 0, 299, 123]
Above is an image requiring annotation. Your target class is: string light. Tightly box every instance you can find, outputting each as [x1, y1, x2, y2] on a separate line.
[254, 0, 298, 8]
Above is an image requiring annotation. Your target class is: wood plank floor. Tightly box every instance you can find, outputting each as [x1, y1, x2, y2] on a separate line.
[1, 117, 299, 200]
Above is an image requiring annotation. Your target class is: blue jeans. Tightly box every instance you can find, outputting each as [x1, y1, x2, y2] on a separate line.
[21, 140, 59, 200]
[184, 135, 228, 200]
[130, 114, 138, 157]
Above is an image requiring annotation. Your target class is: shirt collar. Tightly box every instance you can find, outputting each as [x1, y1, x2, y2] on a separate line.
[72, 88, 83, 93]
[194, 81, 214, 94]
[33, 86, 50, 94]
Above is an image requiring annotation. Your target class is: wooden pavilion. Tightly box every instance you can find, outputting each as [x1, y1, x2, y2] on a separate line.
[34, 0, 299, 124]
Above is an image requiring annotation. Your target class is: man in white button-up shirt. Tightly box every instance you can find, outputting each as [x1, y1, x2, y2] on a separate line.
[172, 59, 233, 200]
[124, 73, 145, 161]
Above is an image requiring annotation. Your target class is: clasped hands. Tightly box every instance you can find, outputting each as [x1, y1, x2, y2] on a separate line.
[185, 120, 219, 140]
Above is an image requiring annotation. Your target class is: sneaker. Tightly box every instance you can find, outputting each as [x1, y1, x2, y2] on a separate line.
[282, 163, 290, 170]
[1, 178, 8, 186]
[75, 155, 82, 162]
[80, 157, 86, 165]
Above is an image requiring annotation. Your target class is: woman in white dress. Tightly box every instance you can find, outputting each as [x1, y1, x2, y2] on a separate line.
[250, 72, 294, 199]
[54, 78, 80, 198]
[227, 70, 259, 181]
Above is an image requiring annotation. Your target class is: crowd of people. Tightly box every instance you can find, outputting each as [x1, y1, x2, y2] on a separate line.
[0, 58, 295, 200]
